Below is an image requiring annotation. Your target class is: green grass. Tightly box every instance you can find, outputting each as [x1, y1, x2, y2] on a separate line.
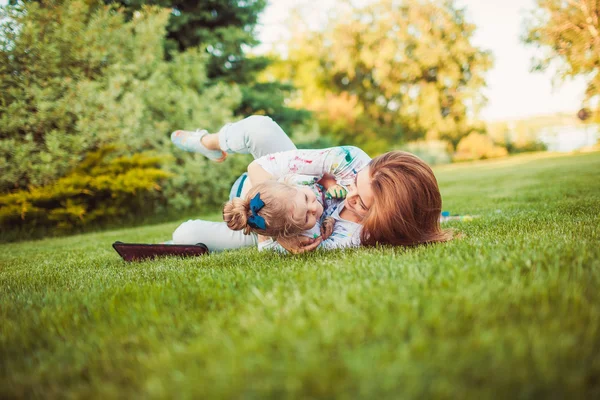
[1, 151, 599, 399]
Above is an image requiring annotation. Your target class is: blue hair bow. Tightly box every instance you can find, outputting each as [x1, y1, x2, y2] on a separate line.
[247, 193, 267, 230]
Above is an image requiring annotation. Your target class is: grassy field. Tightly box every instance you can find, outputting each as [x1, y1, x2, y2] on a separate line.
[1, 151, 599, 399]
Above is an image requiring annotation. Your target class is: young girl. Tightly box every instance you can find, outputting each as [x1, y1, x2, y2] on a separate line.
[223, 180, 335, 252]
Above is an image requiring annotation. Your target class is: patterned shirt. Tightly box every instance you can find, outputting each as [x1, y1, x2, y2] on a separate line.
[255, 146, 371, 189]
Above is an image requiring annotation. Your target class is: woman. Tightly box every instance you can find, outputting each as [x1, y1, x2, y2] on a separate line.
[171, 115, 451, 253]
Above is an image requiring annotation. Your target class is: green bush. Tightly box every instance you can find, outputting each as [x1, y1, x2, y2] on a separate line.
[0, 0, 241, 188]
[0, 147, 171, 232]
[0, 0, 249, 236]
[507, 140, 548, 154]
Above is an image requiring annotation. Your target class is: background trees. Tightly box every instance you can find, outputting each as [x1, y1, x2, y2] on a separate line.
[524, 0, 600, 120]
[270, 0, 493, 154]
[103, 0, 311, 134]
[0, 0, 248, 233]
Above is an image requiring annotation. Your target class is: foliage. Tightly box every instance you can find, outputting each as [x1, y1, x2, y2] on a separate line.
[0, 0, 246, 221]
[0, 146, 171, 232]
[104, 0, 311, 135]
[401, 139, 452, 165]
[162, 152, 252, 213]
[453, 132, 508, 161]
[101, 0, 267, 71]
[270, 0, 493, 154]
[483, 113, 600, 154]
[487, 121, 548, 153]
[524, 0, 600, 120]
[1, 152, 599, 398]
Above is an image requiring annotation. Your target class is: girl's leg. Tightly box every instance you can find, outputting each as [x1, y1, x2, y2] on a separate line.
[210, 115, 299, 198]
[170, 116, 296, 247]
[174, 116, 297, 161]
[172, 219, 257, 251]
[217, 115, 297, 159]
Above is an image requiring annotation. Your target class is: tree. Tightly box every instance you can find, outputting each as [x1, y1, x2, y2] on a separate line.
[271, 0, 492, 154]
[0, 0, 246, 214]
[524, 0, 600, 119]
[102, 0, 311, 134]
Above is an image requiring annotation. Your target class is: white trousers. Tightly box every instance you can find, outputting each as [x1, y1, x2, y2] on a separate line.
[171, 116, 297, 251]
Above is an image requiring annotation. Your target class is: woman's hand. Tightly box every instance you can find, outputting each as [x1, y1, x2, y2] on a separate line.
[277, 235, 322, 254]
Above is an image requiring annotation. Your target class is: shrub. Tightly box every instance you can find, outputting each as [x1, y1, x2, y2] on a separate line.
[0, 0, 246, 236]
[0, 147, 172, 232]
[454, 132, 508, 161]
[0, 0, 240, 189]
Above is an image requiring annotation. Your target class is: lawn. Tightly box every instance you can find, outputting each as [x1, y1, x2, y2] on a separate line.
[1, 151, 599, 399]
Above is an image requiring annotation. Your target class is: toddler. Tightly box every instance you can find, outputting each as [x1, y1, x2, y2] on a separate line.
[223, 178, 346, 251]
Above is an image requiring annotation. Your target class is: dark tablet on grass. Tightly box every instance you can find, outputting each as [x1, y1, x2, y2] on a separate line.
[112, 241, 208, 262]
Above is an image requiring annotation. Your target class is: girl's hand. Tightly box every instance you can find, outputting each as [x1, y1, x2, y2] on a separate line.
[318, 174, 337, 189]
[320, 217, 335, 240]
[277, 235, 322, 254]
[325, 184, 347, 199]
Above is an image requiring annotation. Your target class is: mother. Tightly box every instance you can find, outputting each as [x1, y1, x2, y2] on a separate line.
[171, 115, 451, 252]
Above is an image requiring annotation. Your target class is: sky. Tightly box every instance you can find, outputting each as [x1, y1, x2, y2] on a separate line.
[256, 0, 587, 122]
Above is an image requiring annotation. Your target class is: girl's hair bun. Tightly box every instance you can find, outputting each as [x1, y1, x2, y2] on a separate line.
[222, 181, 306, 238]
[223, 198, 250, 233]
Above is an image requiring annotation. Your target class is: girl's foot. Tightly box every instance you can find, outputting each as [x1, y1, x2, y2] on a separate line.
[171, 129, 227, 162]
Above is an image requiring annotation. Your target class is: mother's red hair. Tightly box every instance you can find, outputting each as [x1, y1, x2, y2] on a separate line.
[361, 151, 452, 247]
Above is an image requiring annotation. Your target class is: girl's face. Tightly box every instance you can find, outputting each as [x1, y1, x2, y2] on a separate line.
[291, 186, 324, 230]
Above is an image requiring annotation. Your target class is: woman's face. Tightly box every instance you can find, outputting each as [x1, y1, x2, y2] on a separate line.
[344, 166, 374, 220]
[291, 186, 324, 230]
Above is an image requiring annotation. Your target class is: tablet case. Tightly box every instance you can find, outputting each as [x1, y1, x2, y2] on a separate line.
[112, 241, 208, 262]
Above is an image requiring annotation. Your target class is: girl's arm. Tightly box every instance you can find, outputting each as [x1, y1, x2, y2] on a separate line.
[252, 146, 371, 187]
[247, 161, 274, 187]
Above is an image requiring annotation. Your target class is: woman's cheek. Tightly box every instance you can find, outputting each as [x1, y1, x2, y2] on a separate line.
[348, 196, 357, 207]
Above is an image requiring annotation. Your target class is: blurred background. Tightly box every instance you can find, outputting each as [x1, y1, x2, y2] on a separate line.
[1, 0, 599, 240]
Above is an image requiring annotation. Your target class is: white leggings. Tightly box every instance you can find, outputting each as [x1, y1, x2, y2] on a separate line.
[171, 116, 297, 251]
